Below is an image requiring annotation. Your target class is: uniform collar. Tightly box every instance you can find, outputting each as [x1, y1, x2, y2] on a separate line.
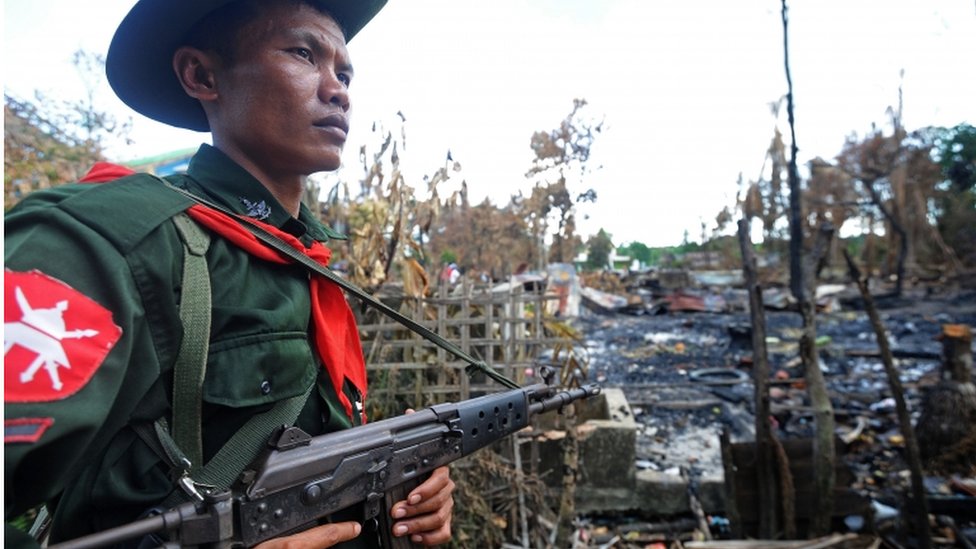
[184, 144, 346, 242]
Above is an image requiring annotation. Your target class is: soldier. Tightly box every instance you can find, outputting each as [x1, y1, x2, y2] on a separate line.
[4, 1, 455, 547]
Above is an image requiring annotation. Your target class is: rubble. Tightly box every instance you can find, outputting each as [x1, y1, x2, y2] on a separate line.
[561, 268, 976, 547]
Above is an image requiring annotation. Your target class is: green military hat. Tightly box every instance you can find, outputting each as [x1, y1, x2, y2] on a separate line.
[106, 0, 386, 132]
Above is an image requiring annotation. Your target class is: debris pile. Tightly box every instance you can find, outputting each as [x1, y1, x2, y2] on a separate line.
[568, 268, 976, 548]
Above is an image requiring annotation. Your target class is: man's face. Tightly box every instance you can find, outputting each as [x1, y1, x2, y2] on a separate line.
[209, 2, 353, 179]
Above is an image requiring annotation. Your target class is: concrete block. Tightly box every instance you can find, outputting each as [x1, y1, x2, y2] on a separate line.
[522, 389, 725, 516]
[525, 389, 639, 512]
[634, 470, 689, 514]
[520, 387, 728, 517]
[577, 418, 636, 489]
[632, 470, 726, 515]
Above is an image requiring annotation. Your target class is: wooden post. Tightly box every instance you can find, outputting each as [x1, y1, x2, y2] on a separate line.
[781, 0, 837, 531]
[799, 224, 836, 537]
[942, 324, 974, 383]
[843, 249, 932, 549]
[480, 287, 494, 398]
[436, 282, 448, 390]
[512, 435, 530, 549]
[413, 293, 425, 402]
[554, 403, 578, 547]
[737, 219, 779, 538]
[916, 324, 976, 474]
[459, 277, 471, 393]
[720, 428, 743, 539]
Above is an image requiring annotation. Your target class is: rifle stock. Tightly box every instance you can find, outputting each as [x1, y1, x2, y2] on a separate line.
[49, 383, 600, 548]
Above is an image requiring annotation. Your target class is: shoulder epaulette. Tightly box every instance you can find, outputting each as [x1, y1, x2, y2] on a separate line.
[57, 174, 195, 254]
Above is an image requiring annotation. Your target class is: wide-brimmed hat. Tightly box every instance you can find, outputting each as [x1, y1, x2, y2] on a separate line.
[106, 0, 386, 132]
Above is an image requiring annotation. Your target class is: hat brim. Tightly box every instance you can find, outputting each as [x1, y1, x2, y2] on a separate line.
[106, 0, 386, 132]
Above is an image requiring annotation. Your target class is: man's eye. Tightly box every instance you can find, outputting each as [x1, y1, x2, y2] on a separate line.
[291, 47, 313, 61]
[337, 73, 352, 87]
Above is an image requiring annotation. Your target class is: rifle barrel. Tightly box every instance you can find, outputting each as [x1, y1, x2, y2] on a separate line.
[529, 384, 601, 415]
[48, 506, 186, 549]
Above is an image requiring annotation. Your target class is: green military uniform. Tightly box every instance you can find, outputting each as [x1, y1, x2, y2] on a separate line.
[5, 145, 376, 548]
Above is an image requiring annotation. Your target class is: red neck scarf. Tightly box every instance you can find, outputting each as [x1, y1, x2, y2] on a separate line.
[80, 164, 368, 423]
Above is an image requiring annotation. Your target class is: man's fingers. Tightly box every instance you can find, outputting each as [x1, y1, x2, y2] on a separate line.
[392, 498, 454, 542]
[408, 519, 453, 546]
[393, 481, 453, 519]
[391, 467, 454, 518]
[409, 467, 451, 502]
[253, 521, 362, 549]
[391, 408, 455, 546]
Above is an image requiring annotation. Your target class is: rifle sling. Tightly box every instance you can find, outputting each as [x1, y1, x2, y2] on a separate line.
[137, 211, 314, 506]
[159, 384, 314, 507]
[171, 212, 212, 469]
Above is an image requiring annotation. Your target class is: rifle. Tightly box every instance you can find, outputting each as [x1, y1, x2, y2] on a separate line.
[49, 382, 600, 549]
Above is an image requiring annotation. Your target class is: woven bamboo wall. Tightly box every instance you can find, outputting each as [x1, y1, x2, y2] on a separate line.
[355, 278, 567, 417]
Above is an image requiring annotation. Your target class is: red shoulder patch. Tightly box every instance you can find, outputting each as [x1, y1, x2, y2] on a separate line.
[4, 270, 122, 402]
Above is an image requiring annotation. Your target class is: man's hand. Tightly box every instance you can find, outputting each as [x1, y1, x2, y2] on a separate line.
[389, 466, 455, 546]
[253, 521, 362, 549]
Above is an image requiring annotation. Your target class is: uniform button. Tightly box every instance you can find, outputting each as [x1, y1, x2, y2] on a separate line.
[260, 380, 272, 395]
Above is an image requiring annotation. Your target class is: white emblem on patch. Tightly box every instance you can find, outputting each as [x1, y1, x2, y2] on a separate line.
[4, 287, 98, 391]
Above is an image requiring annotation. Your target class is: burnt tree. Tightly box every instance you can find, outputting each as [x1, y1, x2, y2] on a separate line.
[781, 1, 836, 536]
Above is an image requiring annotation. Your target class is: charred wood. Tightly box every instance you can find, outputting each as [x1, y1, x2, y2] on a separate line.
[843, 249, 932, 549]
[738, 218, 779, 537]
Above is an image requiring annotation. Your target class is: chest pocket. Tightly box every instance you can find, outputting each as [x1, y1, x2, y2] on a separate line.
[202, 332, 317, 407]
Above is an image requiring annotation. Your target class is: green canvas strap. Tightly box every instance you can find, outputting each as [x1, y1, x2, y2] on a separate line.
[184, 383, 313, 491]
[131, 418, 193, 477]
[136, 386, 314, 507]
[170, 212, 212, 469]
[157, 210, 316, 506]
[158, 383, 314, 507]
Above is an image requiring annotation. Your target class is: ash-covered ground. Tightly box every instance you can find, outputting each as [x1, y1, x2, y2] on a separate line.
[571, 288, 976, 498]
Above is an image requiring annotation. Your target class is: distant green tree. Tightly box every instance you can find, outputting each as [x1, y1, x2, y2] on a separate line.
[585, 229, 613, 270]
[932, 123, 976, 192]
[930, 123, 976, 265]
[618, 241, 651, 266]
[646, 247, 668, 266]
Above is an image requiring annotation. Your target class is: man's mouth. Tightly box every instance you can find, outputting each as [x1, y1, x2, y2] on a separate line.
[314, 114, 349, 137]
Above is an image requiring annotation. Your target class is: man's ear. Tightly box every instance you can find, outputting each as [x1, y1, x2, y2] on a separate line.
[173, 46, 219, 102]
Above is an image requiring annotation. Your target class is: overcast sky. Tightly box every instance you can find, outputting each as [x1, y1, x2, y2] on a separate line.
[4, 0, 975, 246]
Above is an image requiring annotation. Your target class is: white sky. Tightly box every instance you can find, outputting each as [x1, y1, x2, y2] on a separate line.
[4, 0, 975, 247]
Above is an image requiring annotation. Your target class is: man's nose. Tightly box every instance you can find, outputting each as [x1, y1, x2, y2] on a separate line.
[320, 70, 350, 111]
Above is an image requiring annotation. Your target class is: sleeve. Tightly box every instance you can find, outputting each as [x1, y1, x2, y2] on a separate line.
[4, 194, 165, 546]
